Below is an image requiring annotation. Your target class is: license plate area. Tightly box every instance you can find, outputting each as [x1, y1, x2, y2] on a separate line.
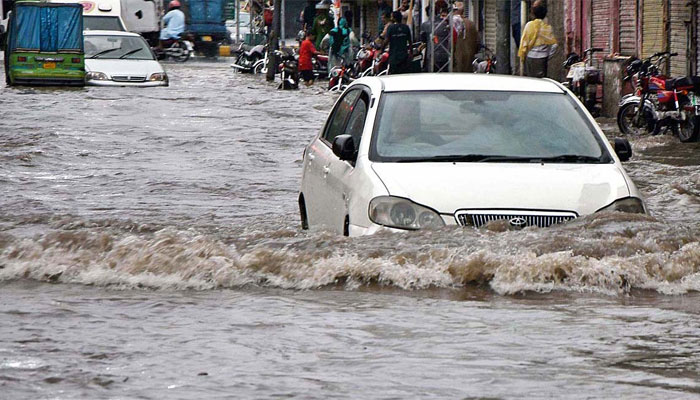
[202, 35, 212, 42]
[43, 62, 56, 69]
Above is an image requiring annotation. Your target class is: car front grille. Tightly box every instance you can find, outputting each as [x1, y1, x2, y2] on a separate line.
[455, 210, 577, 228]
[111, 75, 147, 82]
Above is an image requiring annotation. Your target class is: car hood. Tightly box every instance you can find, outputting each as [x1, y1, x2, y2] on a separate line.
[370, 162, 632, 215]
[85, 59, 164, 77]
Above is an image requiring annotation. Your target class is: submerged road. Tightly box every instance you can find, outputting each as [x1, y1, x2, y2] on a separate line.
[1, 61, 700, 399]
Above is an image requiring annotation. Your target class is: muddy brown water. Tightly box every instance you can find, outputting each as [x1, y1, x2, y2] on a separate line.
[1, 62, 699, 399]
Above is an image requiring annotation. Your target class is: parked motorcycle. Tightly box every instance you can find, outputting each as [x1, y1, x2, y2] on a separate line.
[372, 46, 389, 76]
[472, 44, 496, 73]
[277, 48, 299, 90]
[562, 47, 603, 116]
[231, 43, 266, 73]
[153, 37, 194, 63]
[313, 54, 329, 80]
[617, 51, 700, 142]
[354, 44, 376, 77]
[328, 58, 355, 92]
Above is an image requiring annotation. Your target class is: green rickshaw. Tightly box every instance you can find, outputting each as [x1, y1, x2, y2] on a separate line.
[4, 1, 85, 86]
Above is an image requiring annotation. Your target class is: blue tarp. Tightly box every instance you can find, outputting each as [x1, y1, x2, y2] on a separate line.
[185, 0, 225, 33]
[10, 3, 83, 52]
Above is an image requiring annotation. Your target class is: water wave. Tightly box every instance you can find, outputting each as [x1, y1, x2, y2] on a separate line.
[1, 213, 698, 296]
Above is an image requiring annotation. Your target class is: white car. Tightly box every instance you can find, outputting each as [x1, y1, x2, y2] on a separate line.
[299, 74, 646, 236]
[84, 30, 168, 87]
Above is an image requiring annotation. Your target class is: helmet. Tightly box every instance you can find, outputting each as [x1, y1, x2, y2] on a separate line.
[168, 0, 180, 9]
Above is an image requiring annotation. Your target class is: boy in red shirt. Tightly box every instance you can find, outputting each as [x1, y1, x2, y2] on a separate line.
[299, 31, 318, 86]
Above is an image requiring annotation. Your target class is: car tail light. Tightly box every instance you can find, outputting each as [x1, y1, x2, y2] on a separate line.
[72, 57, 81, 63]
[17, 56, 27, 62]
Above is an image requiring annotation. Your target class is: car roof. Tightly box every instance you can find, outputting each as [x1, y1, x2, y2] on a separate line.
[358, 73, 565, 93]
[83, 30, 143, 38]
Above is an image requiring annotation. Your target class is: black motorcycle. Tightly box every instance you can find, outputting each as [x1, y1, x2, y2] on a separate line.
[153, 37, 193, 63]
[562, 47, 603, 116]
[277, 48, 299, 90]
[231, 43, 267, 73]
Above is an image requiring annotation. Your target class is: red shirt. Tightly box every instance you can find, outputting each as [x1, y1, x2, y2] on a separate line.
[299, 39, 317, 71]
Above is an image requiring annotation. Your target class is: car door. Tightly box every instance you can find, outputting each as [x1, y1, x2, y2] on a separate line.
[303, 88, 362, 229]
[325, 90, 370, 233]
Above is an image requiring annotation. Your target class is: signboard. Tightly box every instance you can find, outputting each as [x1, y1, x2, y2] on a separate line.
[224, 0, 236, 20]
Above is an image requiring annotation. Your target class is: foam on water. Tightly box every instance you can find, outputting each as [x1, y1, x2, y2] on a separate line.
[1, 213, 698, 295]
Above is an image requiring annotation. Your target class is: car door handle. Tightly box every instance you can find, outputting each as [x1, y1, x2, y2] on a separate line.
[308, 153, 315, 163]
[323, 165, 330, 176]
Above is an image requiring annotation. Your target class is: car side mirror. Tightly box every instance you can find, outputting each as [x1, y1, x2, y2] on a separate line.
[332, 134, 356, 161]
[614, 138, 632, 162]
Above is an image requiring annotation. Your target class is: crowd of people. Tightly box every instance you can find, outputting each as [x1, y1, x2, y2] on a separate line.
[291, 0, 557, 86]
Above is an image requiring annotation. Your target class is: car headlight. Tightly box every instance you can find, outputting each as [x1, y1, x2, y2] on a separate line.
[149, 72, 168, 81]
[596, 197, 646, 214]
[369, 196, 445, 230]
[86, 71, 109, 81]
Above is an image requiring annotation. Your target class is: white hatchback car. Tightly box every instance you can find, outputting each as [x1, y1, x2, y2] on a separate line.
[84, 31, 168, 87]
[299, 74, 646, 236]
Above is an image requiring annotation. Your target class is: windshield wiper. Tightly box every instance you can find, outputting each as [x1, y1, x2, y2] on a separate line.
[90, 47, 122, 58]
[395, 154, 534, 163]
[536, 154, 604, 163]
[119, 48, 142, 59]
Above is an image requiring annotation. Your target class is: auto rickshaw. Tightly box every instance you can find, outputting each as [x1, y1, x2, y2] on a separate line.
[3, 1, 85, 86]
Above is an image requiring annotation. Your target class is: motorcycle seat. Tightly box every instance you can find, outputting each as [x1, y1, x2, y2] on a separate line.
[669, 76, 700, 91]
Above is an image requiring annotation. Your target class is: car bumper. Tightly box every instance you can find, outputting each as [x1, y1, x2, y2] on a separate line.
[86, 80, 168, 87]
[348, 216, 458, 236]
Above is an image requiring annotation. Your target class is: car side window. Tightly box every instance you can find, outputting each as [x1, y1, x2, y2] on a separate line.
[344, 95, 369, 149]
[323, 89, 361, 144]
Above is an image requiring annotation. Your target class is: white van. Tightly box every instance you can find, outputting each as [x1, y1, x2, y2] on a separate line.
[122, 0, 163, 42]
[49, 0, 162, 42]
[50, 0, 127, 30]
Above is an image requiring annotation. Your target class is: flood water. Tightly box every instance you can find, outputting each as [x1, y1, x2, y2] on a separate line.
[1, 62, 700, 399]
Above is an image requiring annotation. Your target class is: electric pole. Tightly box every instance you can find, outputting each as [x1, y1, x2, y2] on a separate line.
[496, 0, 511, 74]
[266, 0, 282, 81]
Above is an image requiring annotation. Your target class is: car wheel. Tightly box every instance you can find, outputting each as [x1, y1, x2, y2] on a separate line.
[299, 195, 309, 230]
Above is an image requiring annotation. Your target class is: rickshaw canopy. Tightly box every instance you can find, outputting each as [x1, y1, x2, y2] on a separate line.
[9, 2, 83, 52]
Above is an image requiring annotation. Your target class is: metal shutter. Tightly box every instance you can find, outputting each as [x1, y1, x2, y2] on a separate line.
[642, 0, 665, 58]
[619, 0, 637, 56]
[591, 0, 611, 63]
[669, 0, 688, 76]
[484, 0, 497, 51]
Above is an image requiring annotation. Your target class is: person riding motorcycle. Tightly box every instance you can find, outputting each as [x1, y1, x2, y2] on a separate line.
[159, 0, 186, 49]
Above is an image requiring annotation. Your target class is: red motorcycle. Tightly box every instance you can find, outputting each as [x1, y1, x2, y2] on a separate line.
[354, 45, 377, 77]
[617, 51, 700, 142]
[328, 59, 355, 92]
[372, 45, 389, 76]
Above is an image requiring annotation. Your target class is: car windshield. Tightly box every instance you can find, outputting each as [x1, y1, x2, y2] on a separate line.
[84, 16, 125, 31]
[85, 35, 155, 60]
[370, 91, 611, 163]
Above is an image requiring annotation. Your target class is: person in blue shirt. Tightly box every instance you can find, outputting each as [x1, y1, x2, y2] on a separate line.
[159, 0, 186, 48]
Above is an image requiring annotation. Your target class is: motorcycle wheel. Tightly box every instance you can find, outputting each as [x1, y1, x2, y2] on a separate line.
[617, 102, 654, 137]
[253, 61, 266, 74]
[172, 42, 190, 63]
[672, 115, 700, 142]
